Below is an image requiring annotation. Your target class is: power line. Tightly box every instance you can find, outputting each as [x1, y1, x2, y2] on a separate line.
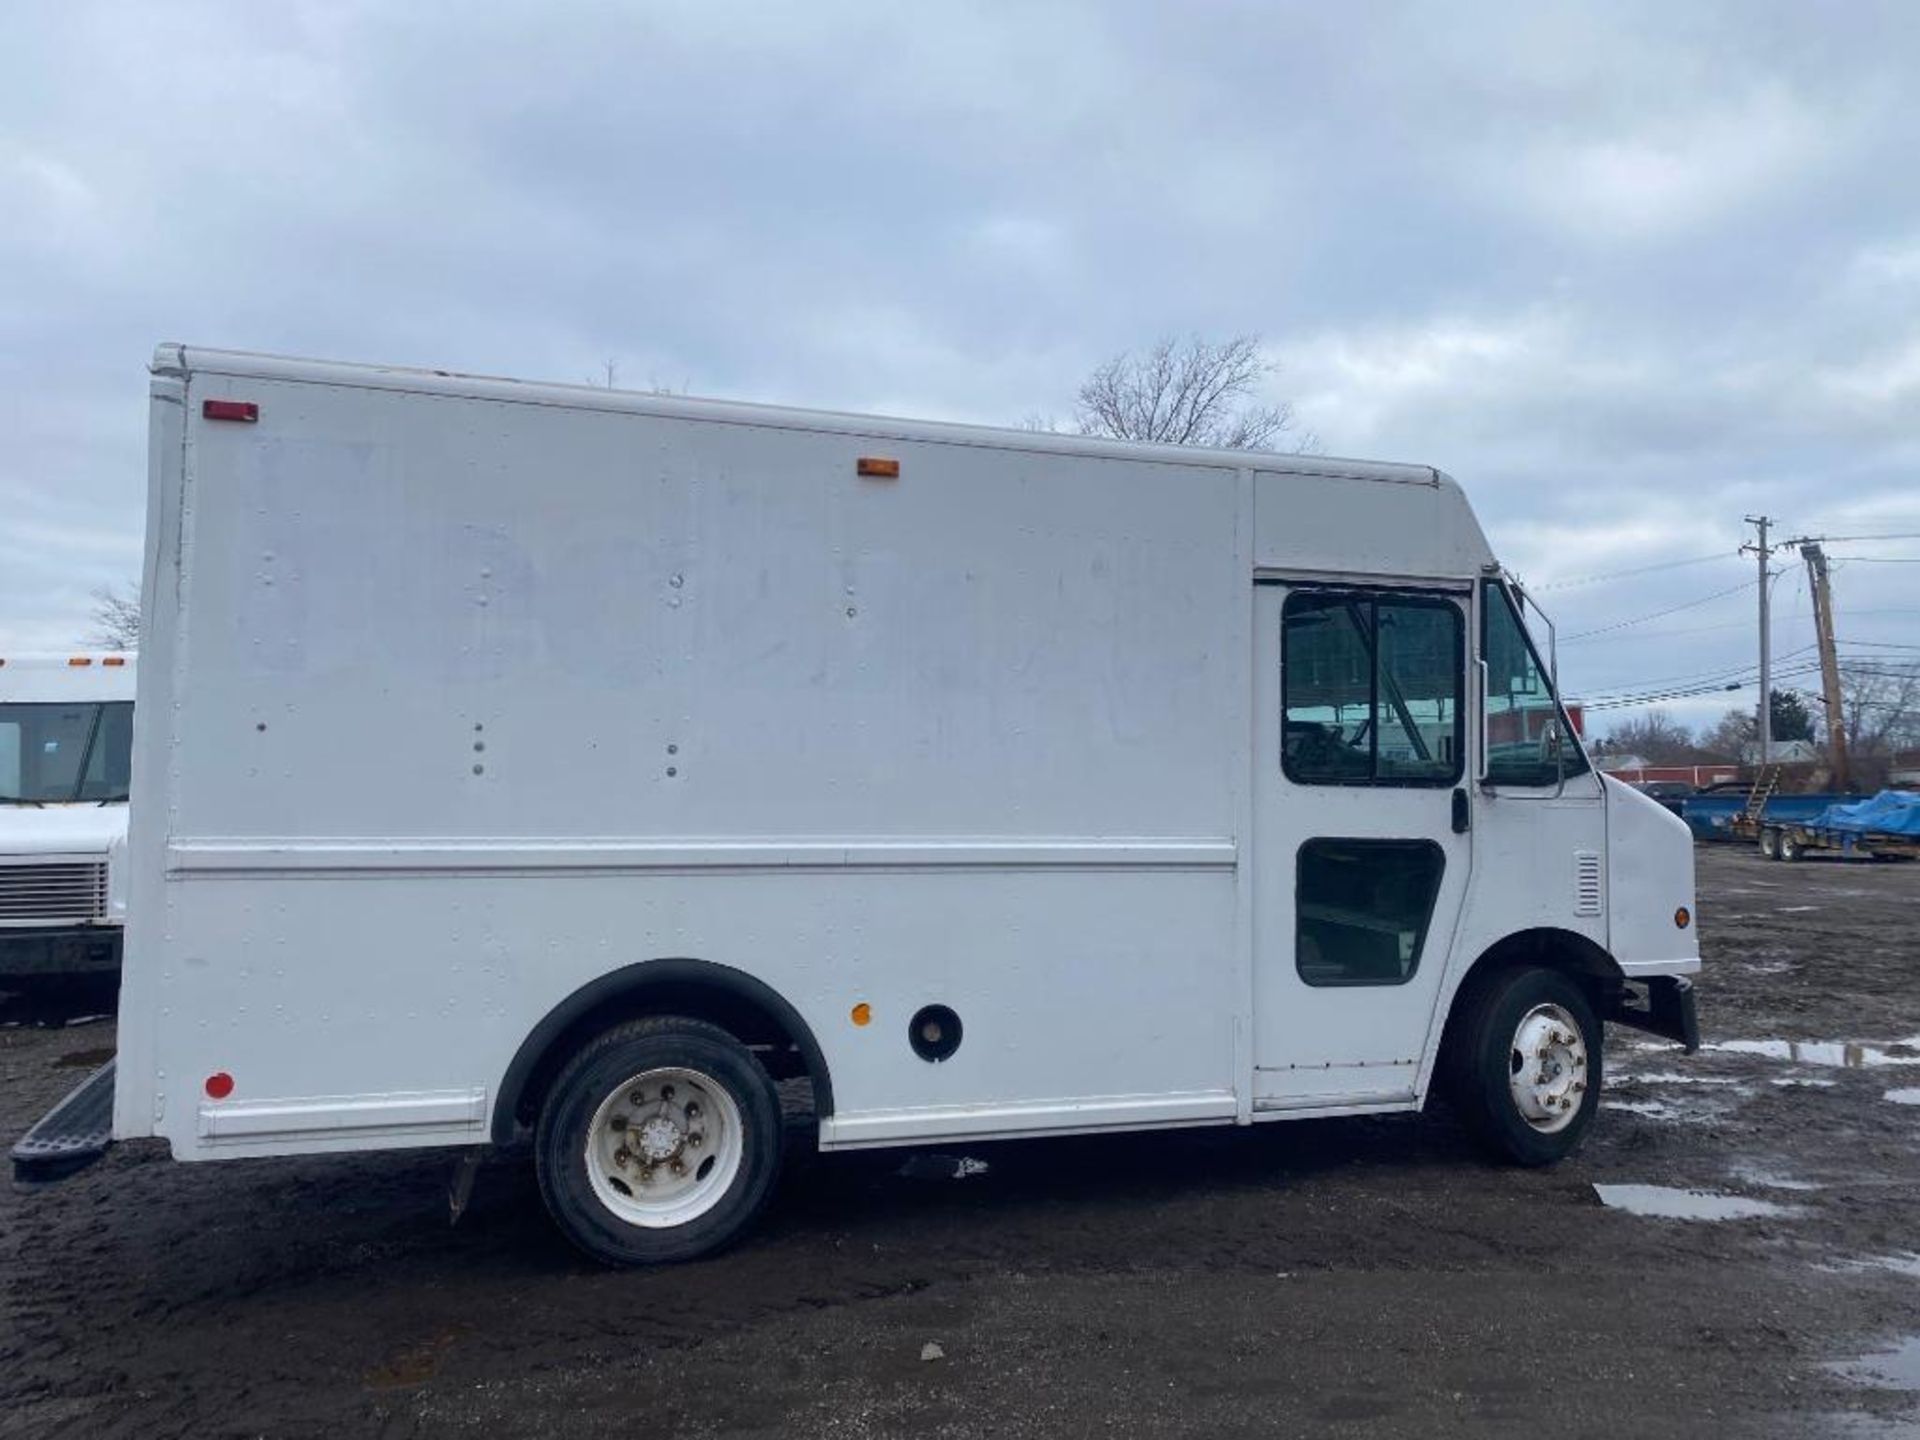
[1559, 579, 1759, 642]
[1530, 552, 1737, 592]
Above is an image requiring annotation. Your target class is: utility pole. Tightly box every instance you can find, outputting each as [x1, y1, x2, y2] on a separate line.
[1800, 542, 1850, 792]
[1741, 516, 1773, 766]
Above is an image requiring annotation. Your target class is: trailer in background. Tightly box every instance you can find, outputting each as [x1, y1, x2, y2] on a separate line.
[1757, 791, 1920, 863]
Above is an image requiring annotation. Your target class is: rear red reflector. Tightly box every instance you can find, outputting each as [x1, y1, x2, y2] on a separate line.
[203, 399, 258, 423]
[205, 1072, 235, 1099]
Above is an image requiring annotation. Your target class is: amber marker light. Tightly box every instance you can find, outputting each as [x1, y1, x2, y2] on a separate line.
[851, 1003, 872, 1027]
[856, 457, 900, 479]
[1674, 907, 1692, 929]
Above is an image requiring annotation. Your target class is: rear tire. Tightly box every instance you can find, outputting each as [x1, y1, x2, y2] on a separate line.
[1446, 966, 1602, 1166]
[1779, 833, 1804, 863]
[535, 1016, 783, 1265]
[1758, 827, 1779, 860]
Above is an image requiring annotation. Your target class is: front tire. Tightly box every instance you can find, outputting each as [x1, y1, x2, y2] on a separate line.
[535, 1016, 783, 1265]
[1447, 967, 1602, 1166]
[1758, 827, 1779, 860]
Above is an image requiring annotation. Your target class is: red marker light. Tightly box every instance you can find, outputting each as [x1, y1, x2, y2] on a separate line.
[205, 1072, 235, 1099]
[202, 399, 259, 423]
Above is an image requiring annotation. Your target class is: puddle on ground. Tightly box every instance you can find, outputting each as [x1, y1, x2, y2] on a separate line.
[1830, 1253, 1920, 1280]
[1603, 1099, 1683, 1120]
[1732, 1165, 1823, 1192]
[1622, 1071, 1745, 1087]
[1593, 1184, 1802, 1221]
[1887, 1089, 1920, 1106]
[898, 1154, 991, 1181]
[1705, 1038, 1920, 1068]
[1772, 1076, 1838, 1088]
[1831, 1336, 1920, 1392]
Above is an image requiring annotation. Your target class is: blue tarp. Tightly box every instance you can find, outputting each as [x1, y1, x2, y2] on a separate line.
[1809, 790, 1920, 836]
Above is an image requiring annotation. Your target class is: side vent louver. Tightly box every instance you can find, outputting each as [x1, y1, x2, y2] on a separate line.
[1574, 851, 1604, 917]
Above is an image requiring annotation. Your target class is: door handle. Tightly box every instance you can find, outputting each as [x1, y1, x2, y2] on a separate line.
[1451, 787, 1470, 834]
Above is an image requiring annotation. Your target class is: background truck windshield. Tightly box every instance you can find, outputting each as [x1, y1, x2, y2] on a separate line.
[0, 701, 134, 803]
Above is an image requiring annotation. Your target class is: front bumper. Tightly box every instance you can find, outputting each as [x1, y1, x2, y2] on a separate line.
[1604, 975, 1700, 1052]
[0, 926, 123, 983]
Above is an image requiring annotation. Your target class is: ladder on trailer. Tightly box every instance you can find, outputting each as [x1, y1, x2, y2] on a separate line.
[1742, 764, 1781, 822]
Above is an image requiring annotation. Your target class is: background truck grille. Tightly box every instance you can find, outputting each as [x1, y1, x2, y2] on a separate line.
[0, 862, 109, 925]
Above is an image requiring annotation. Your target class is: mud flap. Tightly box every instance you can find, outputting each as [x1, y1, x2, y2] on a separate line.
[1604, 977, 1700, 1053]
[12, 1057, 116, 1186]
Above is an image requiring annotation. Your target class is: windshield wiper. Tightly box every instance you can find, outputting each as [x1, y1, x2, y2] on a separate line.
[0, 796, 48, 808]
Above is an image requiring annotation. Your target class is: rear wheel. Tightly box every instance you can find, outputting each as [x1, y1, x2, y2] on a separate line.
[1779, 832, 1804, 862]
[535, 1016, 783, 1265]
[1446, 966, 1602, 1165]
[1758, 827, 1780, 860]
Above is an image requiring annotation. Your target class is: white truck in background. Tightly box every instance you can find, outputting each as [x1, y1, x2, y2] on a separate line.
[14, 347, 1701, 1258]
[0, 653, 136, 986]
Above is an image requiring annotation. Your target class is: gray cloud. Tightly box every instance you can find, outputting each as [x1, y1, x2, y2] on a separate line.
[4, 1, 1916, 731]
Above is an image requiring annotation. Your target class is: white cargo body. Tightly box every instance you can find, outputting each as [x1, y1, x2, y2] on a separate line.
[0, 652, 136, 981]
[19, 345, 1701, 1260]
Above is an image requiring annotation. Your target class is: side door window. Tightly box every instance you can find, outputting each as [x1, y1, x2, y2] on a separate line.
[1282, 591, 1463, 788]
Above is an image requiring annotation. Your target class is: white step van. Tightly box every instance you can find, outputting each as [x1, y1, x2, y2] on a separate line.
[0, 653, 136, 984]
[14, 347, 1700, 1260]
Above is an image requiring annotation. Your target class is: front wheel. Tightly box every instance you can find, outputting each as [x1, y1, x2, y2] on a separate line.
[535, 1016, 783, 1265]
[1446, 967, 1602, 1165]
[1758, 827, 1780, 860]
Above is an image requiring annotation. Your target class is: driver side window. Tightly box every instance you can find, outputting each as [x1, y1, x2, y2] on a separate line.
[1282, 590, 1462, 787]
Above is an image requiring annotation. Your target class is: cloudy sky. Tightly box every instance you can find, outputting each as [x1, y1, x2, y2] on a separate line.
[5, 2, 1918, 735]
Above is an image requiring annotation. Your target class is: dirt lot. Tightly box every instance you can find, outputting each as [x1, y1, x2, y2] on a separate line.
[3, 845, 1918, 1439]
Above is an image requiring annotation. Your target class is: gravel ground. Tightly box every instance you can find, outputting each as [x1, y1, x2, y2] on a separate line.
[3, 845, 1918, 1439]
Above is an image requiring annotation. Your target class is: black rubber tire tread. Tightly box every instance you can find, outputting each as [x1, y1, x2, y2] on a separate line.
[1446, 965, 1602, 1167]
[535, 1015, 783, 1266]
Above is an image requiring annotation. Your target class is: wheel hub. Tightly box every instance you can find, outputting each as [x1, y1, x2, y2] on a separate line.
[637, 1115, 683, 1163]
[1509, 1003, 1589, 1134]
[584, 1065, 745, 1229]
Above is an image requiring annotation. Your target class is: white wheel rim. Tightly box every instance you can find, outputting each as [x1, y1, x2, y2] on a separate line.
[1507, 1003, 1589, 1134]
[585, 1066, 745, 1229]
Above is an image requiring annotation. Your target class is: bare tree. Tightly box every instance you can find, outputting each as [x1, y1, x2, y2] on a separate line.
[1599, 711, 1702, 765]
[86, 584, 141, 651]
[1070, 334, 1310, 452]
[1837, 660, 1920, 756]
[1698, 690, 1816, 761]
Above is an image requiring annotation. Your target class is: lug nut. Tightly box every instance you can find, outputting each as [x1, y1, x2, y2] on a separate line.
[685, 1103, 700, 1120]
[670, 1159, 686, 1176]
[661, 1084, 676, 1101]
[688, 1133, 703, 1148]
[609, 1114, 627, 1131]
[614, 1148, 631, 1166]
[629, 1089, 645, 1106]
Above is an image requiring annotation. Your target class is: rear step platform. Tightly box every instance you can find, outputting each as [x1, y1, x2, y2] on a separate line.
[12, 1058, 115, 1186]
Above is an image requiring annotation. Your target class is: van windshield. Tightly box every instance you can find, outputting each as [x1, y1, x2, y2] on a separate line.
[0, 701, 134, 803]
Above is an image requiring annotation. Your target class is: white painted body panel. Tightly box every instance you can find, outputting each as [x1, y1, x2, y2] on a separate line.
[115, 346, 1697, 1160]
